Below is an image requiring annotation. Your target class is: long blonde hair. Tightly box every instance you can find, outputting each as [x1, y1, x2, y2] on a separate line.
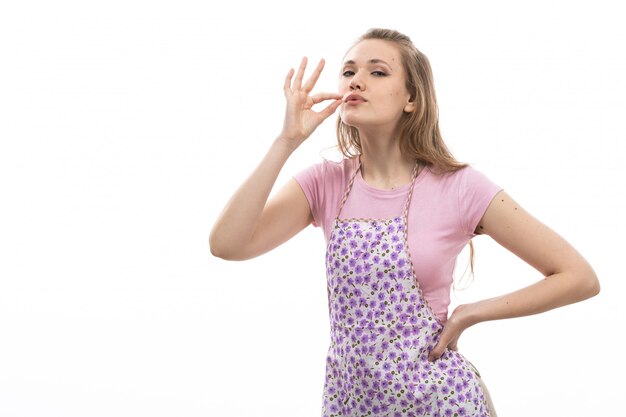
[336, 28, 476, 282]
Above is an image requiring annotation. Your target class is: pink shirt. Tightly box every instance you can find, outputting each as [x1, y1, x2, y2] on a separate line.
[293, 157, 503, 323]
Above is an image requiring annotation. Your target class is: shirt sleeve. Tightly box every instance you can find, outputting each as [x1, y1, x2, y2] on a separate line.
[293, 161, 325, 228]
[458, 166, 504, 237]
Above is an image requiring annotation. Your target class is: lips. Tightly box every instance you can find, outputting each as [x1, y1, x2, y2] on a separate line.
[343, 93, 367, 103]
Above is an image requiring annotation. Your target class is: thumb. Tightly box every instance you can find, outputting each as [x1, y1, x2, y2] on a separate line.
[317, 99, 342, 120]
[428, 341, 446, 362]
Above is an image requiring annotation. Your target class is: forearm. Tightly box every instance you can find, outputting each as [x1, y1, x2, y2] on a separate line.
[210, 57, 342, 259]
[463, 268, 600, 326]
[209, 135, 296, 258]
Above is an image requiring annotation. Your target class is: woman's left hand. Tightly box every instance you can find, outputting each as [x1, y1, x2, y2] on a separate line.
[428, 304, 474, 362]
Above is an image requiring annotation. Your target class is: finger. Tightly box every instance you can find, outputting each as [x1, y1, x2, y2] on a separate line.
[315, 99, 342, 120]
[310, 92, 343, 105]
[283, 68, 295, 93]
[428, 343, 445, 362]
[293, 56, 308, 90]
[302, 58, 325, 93]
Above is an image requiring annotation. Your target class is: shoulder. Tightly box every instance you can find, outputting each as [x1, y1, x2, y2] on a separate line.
[454, 165, 503, 235]
[294, 156, 357, 185]
[292, 157, 358, 230]
[426, 164, 499, 191]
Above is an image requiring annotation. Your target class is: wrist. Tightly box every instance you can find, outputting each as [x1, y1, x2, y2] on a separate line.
[274, 134, 302, 154]
[454, 302, 482, 328]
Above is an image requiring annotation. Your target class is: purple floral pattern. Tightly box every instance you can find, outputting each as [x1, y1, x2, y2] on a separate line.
[322, 216, 490, 417]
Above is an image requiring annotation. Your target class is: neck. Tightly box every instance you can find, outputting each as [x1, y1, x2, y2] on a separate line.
[358, 129, 416, 190]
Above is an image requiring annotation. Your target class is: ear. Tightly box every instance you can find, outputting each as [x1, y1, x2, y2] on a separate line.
[404, 99, 416, 113]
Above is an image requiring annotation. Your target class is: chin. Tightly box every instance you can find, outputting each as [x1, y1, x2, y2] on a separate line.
[339, 112, 363, 129]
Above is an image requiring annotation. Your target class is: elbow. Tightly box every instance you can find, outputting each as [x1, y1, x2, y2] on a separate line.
[209, 237, 234, 260]
[578, 266, 600, 300]
[209, 231, 231, 260]
[209, 240, 227, 259]
[587, 271, 601, 298]
[210, 243, 237, 261]
[209, 233, 247, 261]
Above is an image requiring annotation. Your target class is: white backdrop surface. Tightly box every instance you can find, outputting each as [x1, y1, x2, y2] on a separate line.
[1, 1, 624, 416]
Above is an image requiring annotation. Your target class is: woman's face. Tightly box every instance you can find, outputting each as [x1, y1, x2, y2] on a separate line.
[338, 39, 415, 131]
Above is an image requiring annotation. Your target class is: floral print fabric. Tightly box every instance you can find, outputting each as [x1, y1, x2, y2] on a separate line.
[322, 215, 491, 417]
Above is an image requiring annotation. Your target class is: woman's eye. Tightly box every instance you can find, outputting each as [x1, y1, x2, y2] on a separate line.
[342, 70, 386, 77]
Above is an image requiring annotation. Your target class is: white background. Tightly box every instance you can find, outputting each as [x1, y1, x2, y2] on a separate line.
[1, 1, 624, 416]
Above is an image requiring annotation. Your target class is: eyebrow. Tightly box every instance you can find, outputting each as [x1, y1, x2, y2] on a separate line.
[343, 59, 392, 67]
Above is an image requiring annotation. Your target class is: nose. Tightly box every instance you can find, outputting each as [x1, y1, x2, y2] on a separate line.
[349, 74, 364, 91]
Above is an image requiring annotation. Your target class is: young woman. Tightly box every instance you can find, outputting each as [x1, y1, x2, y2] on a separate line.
[210, 28, 599, 417]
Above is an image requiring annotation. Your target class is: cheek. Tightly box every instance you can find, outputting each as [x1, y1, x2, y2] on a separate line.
[389, 89, 409, 106]
[338, 80, 350, 94]
[389, 87, 403, 98]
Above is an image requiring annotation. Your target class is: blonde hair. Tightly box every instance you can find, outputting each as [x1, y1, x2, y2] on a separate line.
[336, 28, 476, 282]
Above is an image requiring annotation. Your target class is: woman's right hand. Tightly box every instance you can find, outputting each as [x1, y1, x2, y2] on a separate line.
[279, 57, 343, 149]
[210, 57, 340, 261]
